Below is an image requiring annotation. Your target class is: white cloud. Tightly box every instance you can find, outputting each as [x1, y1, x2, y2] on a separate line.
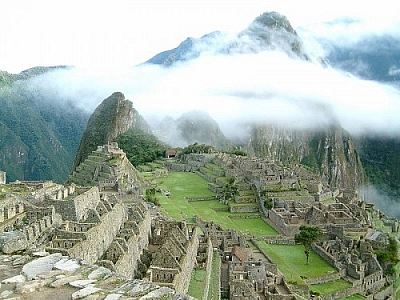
[26, 46, 400, 138]
[3, 0, 400, 139]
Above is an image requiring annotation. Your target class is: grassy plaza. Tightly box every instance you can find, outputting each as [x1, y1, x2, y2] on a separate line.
[153, 171, 278, 236]
[256, 242, 338, 283]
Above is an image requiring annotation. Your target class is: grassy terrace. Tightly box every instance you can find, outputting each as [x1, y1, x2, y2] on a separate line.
[208, 251, 221, 300]
[188, 269, 207, 299]
[255, 241, 338, 285]
[310, 279, 352, 296]
[153, 172, 278, 236]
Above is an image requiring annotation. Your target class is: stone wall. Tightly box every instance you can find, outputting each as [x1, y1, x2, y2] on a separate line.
[113, 203, 152, 279]
[173, 227, 200, 294]
[0, 197, 26, 230]
[229, 205, 259, 213]
[201, 238, 214, 300]
[72, 187, 101, 222]
[312, 243, 338, 269]
[61, 201, 126, 264]
[268, 209, 300, 236]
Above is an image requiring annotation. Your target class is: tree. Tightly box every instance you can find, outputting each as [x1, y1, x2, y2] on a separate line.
[295, 225, 323, 264]
[376, 236, 399, 276]
[219, 177, 238, 204]
[145, 188, 159, 206]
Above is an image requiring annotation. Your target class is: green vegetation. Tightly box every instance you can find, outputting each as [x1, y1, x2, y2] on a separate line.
[218, 177, 238, 204]
[208, 251, 221, 300]
[300, 133, 326, 172]
[295, 225, 323, 264]
[375, 236, 399, 275]
[0, 75, 88, 182]
[181, 142, 214, 154]
[144, 187, 159, 206]
[256, 242, 337, 285]
[153, 172, 278, 236]
[117, 128, 167, 166]
[357, 136, 400, 199]
[188, 269, 207, 299]
[224, 149, 247, 156]
[310, 279, 352, 296]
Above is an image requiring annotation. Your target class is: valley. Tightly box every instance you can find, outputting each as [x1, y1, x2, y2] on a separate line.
[0, 8, 400, 300]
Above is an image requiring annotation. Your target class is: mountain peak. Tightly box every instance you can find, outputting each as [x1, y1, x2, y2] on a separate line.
[145, 11, 309, 66]
[72, 92, 150, 170]
[252, 11, 296, 34]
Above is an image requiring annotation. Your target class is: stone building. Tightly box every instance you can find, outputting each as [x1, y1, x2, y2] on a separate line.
[147, 220, 200, 294]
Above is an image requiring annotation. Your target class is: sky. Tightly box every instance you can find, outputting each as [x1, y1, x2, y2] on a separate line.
[2, 0, 400, 73]
[2, 0, 400, 136]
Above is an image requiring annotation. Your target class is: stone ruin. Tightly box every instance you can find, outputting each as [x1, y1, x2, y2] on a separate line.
[0, 146, 399, 299]
[163, 152, 399, 299]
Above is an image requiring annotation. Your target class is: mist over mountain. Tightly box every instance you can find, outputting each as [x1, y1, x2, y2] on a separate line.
[146, 11, 313, 66]
[306, 19, 400, 200]
[153, 110, 232, 149]
[1, 11, 400, 206]
[144, 12, 363, 189]
[0, 67, 88, 183]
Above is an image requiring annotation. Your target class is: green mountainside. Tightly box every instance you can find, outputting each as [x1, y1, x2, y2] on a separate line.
[0, 67, 88, 183]
[355, 136, 400, 198]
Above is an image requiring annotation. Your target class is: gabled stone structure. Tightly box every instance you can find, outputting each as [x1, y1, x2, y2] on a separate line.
[147, 220, 200, 294]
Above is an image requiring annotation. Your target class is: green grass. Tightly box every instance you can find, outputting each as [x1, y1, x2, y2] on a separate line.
[154, 172, 278, 236]
[208, 251, 221, 300]
[256, 241, 337, 285]
[188, 269, 207, 299]
[310, 279, 352, 295]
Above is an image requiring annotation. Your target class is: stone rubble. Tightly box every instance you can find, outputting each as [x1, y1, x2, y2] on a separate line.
[0, 252, 196, 299]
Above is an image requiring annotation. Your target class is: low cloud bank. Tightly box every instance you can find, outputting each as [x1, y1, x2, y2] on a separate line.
[23, 45, 400, 140]
[359, 185, 400, 219]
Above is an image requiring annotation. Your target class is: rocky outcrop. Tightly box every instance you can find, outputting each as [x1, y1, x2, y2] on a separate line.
[0, 252, 195, 300]
[247, 124, 364, 189]
[72, 92, 151, 169]
[0, 231, 29, 254]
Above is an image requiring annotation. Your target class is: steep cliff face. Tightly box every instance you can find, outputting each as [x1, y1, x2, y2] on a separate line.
[0, 66, 87, 183]
[247, 124, 364, 189]
[73, 92, 150, 169]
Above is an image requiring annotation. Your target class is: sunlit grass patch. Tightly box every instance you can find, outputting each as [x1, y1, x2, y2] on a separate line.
[154, 172, 278, 236]
[310, 279, 352, 296]
[188, 269, 207, 299]
[256, 241, 337, 284]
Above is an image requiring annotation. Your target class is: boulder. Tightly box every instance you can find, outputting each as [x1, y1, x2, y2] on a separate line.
[71, 284, 101, 300]
[21, 253, 63, 280]
[0, 231, 28, 254]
